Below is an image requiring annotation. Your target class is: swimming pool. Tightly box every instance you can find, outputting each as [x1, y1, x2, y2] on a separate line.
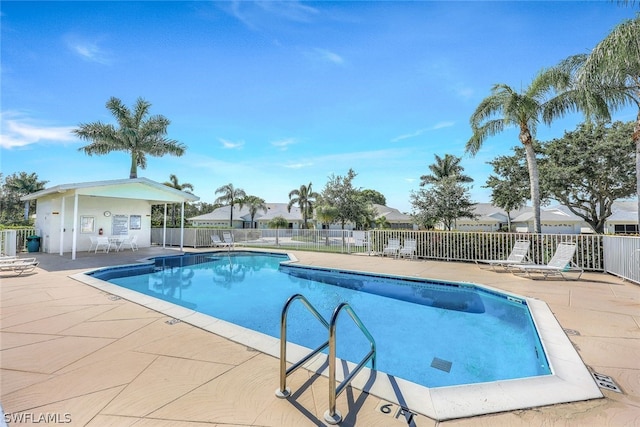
[90, 251, 549, 388]
[77, 250, 602, 420]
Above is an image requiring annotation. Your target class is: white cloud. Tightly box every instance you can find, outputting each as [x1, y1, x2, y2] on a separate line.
[225, 0, 319, 31]
[391, 122, 456, 142]
[313, 48, 344, 65]
[219, 138, 245, 149]
[271, 137, 297, 150]
[391, 128, 427, 143]
[283, 162, 313, 169]
[64, 34, 112, 64]
[432, 121, 455, 130]
[0, 113, 76, 149]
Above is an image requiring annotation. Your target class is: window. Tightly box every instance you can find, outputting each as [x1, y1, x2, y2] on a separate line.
[614, 224, 639, 234]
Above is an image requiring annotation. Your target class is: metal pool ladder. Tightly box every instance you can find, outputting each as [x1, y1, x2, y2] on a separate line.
[275, 293, 376, 425]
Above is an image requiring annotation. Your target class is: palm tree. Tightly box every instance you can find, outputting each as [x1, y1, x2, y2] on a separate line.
[73, 97, 186, 178]
[466, 69, 585, 233]
[163, 174, 194, 227]
[268, 215, 288, 246]
[420, 154, 473, 186]
[4, 172, 47, 222]
[214, 183, 247, 227]
[242, 195, 267, 228]
[577, 14, 640, 228]
[287, 182, 319, 229]
[315, 204, 338, 245]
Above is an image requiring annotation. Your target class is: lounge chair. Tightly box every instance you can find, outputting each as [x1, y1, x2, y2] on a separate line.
[223, 232, 235, 248]
[211, 235, 229, 247]
[353, 230, 371, 254]
[382, 238, 401, 257]
[398, 239, 417, 259]
[476, 240, 530, 271]
[0, 257, 39, 276]
[512, 242, 583, 280]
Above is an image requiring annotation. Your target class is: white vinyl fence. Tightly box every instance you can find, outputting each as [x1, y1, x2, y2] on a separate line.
[603, 235, 640, 284]
[151, 228, 613, 273]
[1, 228, 37, 255]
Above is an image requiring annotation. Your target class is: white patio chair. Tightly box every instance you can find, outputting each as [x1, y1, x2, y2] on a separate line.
[512, 242, 583, 280]
[120, 235, 138, 251]
[382, 238, 401, 257]
[223, 232, 235, 249]
[398, 239, 417, 259]
[88, 236, 99, 252]
[0, 257, 39, 276]
[476, 240, 531, 271]
[211, 235, 229, 247]
[95, 236, 112, 253]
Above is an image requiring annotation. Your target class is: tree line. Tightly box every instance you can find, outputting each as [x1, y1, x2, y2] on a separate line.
[413, 120, 637, 233]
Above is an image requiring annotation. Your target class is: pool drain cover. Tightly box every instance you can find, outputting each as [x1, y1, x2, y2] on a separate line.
[592, 372, 623, 393]
[431, 357, 452, 373]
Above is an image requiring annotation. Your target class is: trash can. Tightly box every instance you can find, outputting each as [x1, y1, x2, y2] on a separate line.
[26, 235, 41, 253]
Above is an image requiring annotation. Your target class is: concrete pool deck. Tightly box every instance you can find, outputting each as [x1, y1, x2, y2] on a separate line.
[1, 247, 639, 426]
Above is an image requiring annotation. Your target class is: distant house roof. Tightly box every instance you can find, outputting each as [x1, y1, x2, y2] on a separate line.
[603, 200, 639, 222]
[469, 203, 510, 223]
[511, 206, 583, 223]
[190, 202, 414, 224]
[21, 177, 199, 203]
[189, 203, 303, 222]
[372, 204, 412, 222]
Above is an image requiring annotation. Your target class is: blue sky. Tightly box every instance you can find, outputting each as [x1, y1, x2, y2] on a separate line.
[1, 1, 637, 213]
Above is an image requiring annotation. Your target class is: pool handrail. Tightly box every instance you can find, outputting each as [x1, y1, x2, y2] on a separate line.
[275, 294, 377, 425]
[276, 293, 330, 398]
[324, 302, 376, 425]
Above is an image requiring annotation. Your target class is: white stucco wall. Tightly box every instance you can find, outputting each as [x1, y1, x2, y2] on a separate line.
[35, 194, 153, 253]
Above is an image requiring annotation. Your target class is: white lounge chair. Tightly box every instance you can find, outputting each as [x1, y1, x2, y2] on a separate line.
[353, 230, 371, 254]
[398, 239, 417, 259]
[382, 238, 401, 257]
[0, 257, 39, 276]
[223, 232, 235, 248]
[512, 242, 583, 280]
[476, 240, 530, 271]
[211, 235, 229, 247]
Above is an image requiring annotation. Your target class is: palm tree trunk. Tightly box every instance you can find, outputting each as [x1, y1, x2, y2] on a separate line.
[523, 142, 542, 234]
[129, 153, 138, 179]
[23, 200, 30, 222]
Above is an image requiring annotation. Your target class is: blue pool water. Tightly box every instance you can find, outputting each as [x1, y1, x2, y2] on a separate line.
[89, 251, 551, 388]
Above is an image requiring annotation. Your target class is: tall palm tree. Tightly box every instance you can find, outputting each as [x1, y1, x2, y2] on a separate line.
[420, 154, 473, 186]
[287, 182, 319, 229]
[577, 14, 640, 228]
[214, 183, 247, 227]
[242, 195, 267, 228]
[73, 97, 186, 178]
[163, 174, 194, 227]
[467, 68, 586, 233]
